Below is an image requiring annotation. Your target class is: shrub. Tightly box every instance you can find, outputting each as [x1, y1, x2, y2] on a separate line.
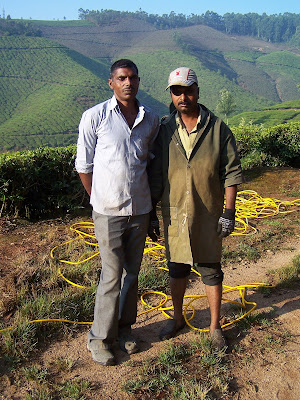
[1, 120, 299, 218]
[259, 122, 300, 167]
[232, 120, 300, 169]
[0, 145, 89, 219]
[231, 119, 264, 158]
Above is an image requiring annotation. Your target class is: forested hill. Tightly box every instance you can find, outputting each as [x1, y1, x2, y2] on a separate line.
[0, 11, 299, 151]
[78, 9, 300, 45]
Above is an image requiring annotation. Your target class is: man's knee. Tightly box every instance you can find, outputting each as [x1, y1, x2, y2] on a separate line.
[168, 262, 191, 279]
[195, 263, 224, 286]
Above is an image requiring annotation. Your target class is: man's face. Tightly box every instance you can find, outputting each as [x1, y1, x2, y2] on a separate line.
[170, 84, 199, 114]
[108, 67, 140, 103]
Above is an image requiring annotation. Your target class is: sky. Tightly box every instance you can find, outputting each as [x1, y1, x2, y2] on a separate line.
[2, 0, 299, 21]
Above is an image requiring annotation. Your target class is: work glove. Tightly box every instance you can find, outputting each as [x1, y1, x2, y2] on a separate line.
[217, 208, 235, 238]
[148, 208, 160, 242]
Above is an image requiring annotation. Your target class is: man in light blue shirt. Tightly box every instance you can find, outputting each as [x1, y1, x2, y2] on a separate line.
[75, 59, 159, 366]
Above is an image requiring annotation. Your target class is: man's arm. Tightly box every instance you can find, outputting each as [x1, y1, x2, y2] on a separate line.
[225, 185, 237, 210]
[79, 172, 92, 196]
[75, 109, 98, 196]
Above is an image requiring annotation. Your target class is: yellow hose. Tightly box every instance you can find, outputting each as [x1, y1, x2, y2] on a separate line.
[1, 190, 299, 334]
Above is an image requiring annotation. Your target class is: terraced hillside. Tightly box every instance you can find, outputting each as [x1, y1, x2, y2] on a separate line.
[0, 18, 299, 151]
[228, 99, 300, 126]
[37, 18, 300, 104]
[225, 50, 300, 102]
[0, 35, 111, 151]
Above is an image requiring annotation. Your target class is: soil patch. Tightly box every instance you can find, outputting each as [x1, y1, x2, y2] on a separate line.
[0, 167, 299, 399]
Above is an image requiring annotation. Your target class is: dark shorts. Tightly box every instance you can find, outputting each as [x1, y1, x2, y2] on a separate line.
[168, 261, 224, 286]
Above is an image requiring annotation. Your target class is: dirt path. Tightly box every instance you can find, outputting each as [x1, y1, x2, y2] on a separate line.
[1, 167, 300, 399]
[2, 236, 299, 400]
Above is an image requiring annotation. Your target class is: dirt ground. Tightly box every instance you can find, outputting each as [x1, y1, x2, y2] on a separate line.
[0, 167, 300, 399]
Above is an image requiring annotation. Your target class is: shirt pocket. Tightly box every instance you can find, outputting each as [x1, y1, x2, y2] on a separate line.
[162, 206, 179, 237]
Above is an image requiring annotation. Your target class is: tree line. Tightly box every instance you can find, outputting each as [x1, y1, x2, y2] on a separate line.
[0, 18, 42, 37]
[78, 8, 300, 44]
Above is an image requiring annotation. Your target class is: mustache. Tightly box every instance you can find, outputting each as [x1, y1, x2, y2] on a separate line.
[178, 101, 191, 105]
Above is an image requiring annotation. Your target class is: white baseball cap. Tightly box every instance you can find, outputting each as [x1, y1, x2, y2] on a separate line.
[166, 67, 198, 90]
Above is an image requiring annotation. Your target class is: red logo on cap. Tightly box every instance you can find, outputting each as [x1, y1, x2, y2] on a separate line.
[176, 72, 179, 75]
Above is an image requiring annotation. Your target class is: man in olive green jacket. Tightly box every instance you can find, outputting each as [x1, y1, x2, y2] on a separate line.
[148, 67, 243, 349]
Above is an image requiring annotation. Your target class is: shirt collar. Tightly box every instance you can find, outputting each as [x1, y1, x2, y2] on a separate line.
[109, 95, 143, 112]
[175, 107, 201, 131]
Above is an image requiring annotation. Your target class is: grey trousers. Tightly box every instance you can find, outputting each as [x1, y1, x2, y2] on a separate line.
[88, 211, 149, 345]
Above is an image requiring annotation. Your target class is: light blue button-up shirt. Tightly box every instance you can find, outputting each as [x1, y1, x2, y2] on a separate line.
[75, 96, 159, 216]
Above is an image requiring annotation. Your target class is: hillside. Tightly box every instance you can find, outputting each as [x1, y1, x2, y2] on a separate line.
[37, 18, 300, 103]
[0, 36, 110, 151]
[0, 17, 299, 151]
[228, 99, 300, 126]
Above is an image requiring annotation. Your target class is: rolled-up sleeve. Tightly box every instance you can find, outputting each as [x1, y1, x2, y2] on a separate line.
[75, 110, 98, 174]
[219, 122, 244, 187]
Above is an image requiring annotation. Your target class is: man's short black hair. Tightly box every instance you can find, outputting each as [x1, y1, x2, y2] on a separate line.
[110, 59, 138, 77]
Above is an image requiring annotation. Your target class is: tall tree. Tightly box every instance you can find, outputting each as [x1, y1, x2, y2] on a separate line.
[216, 89, 237, 123]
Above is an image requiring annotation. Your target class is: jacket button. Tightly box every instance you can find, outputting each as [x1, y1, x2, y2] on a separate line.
[186, 191, 190, 195]
[187, 163, 191, 168]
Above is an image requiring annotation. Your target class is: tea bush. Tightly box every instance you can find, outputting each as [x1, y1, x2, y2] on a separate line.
[0, 121, 299, 219]
[0, 145, 89, 219]
[259, 122, 300, 167]
[232, 120, 300, 169]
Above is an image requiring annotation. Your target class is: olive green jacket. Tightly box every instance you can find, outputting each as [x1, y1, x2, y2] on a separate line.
[149, 105, 243, 265]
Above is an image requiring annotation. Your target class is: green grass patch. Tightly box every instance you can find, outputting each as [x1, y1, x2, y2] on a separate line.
[123, 335, 231, 399]
[235, 309, 276, 331]
[268, 255, 300, 288]
[15, 363, 92, 400]
[0, 229, 99, 364]
[139, 257, 169, 294]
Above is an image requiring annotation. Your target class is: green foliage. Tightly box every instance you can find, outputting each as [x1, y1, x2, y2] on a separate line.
[231, 120, 265, 158]
[268, 255, 300, 288]
[257, 51, 300, 70]
[259, 122, 300, 167]
[138, 260, 169, 294]
[225, 57, 281, 103]
[229, 99, 300, 127]
[1, 286, 96, 361]
[79, 9, 300, 44]
[18, 364, 91, 399]
[224, 51, 262, 62]
[216, 89, 237, 120]
[0, 35, 111, 152]
[0, 145, 89, 219]
[224, 50, 300, 103]
[123, 337, 230, 399]
[0, 18, 42, 36]
[231, 120, 300, 169]
[0, 22, 299, 151]
[223, 12, 300, 43]
[28, 19, 94, 27]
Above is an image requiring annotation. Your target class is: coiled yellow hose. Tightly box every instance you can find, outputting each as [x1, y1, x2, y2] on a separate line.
[1, 191, 299, 334]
